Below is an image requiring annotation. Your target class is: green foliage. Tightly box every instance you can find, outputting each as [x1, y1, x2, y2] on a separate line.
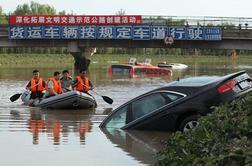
[165, 18, 186, 26]
[58, 10, 67, 15]
[0, 15, 8, 24]
[115, 9, 126, 15]
[0, 6, 8, 24]
[13, 1, 56, 15]
[157, 92, 252, 166]
[0, 6, 2, 15]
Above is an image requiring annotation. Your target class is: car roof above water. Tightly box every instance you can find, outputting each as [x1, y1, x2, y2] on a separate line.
[167, 76, 222, 87]
[166, 71, 247, 87]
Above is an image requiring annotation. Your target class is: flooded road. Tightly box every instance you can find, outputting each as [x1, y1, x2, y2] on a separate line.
[0, 60, 252, 166]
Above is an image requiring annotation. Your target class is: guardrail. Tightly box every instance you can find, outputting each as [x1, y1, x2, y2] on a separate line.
[142, 15, 252, 28]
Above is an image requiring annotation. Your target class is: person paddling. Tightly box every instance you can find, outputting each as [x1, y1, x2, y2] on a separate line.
[44, 71, 63, 98]
[72, 69, 113, 104]
[60, 70, 73, 93]
[26, 70, 46, 99]
[73, 69, 94, 93]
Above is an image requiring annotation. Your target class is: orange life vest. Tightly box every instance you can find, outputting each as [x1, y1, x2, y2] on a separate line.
[29, 120, 44, 134]
[46, 77, 62, 94]
[75, 76, 89, 92]
[30, 78, 44, 92]
[53, 122, 61, 138]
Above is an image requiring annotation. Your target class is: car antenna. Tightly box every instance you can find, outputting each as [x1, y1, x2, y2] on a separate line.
[177, 77, 180, 81]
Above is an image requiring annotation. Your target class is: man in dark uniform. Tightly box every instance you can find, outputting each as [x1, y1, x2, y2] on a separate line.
[60, 70, 73, 92]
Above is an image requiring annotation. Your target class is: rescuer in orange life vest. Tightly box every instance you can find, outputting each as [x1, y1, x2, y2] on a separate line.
[26, 70, 46, 99]
[73, 69, 94, 93]
[44, 71, 63, 98]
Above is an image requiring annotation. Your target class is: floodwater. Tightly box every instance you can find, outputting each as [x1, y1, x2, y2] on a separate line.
[0, 59, 252, 166]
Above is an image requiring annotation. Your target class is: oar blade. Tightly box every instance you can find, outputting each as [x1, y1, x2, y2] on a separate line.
[10, 93, 22, 102]
[102, 96, 113, 104]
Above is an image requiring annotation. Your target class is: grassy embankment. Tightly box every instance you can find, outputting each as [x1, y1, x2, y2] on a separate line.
[1, 53, 252, 68]
[157, 92, 252, 166]
[0, 54, 74, 68]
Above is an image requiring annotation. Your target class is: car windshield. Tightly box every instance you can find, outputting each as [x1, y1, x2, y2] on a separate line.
[170, 76, 221, 86]
[105, 105, 128, 128]
[112, 65, 132, 74]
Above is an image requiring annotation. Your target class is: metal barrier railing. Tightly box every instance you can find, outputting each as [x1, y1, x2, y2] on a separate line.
[142, 15, 252, 29]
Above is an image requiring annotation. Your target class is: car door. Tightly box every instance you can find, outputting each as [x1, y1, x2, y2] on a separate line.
[123, 91, 185, 130]
[101, 91, 185, 130]
[131, 92, 168, 121]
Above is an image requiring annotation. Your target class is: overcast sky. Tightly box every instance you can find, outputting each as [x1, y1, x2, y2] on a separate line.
[1, 0, 251, 18]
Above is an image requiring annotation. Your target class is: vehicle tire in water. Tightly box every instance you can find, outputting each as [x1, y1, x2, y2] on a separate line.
[178, 115, 199, 132]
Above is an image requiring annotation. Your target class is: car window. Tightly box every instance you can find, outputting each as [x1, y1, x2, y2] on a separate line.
[134, 68, 146, 74]
[131, 92, 184, 121]
[105, 105, 128, 128]
[161, 92, 182, 101]
[131, 93, 166, 120]
[112, 66, 131, 75]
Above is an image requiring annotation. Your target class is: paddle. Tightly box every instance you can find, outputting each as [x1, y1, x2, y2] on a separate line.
[82, 83, 113, 104]
[10, 83, 40, 102]
[10, 93, 23, 102]
[90, 89, 114, 105]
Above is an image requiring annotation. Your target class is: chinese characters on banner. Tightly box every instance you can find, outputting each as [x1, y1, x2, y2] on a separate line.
[133, 26, 150, 40]
[9, 15, 142, 25]
[9, 26, 222, 40]
[204, 27, 222, 40]
[169, 27, 187, 40]
[79, 26, 96, 39]
[187, 27, 204, 40]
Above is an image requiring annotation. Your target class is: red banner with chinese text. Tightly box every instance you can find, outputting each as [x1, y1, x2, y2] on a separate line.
[9, 15, 142, 25]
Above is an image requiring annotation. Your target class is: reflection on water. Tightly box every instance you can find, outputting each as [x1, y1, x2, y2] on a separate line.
[24, 109, 94, 145]
[1, 107, 164, 166]
[1, 59, 252, 166]
[101, 128, 170, 166]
